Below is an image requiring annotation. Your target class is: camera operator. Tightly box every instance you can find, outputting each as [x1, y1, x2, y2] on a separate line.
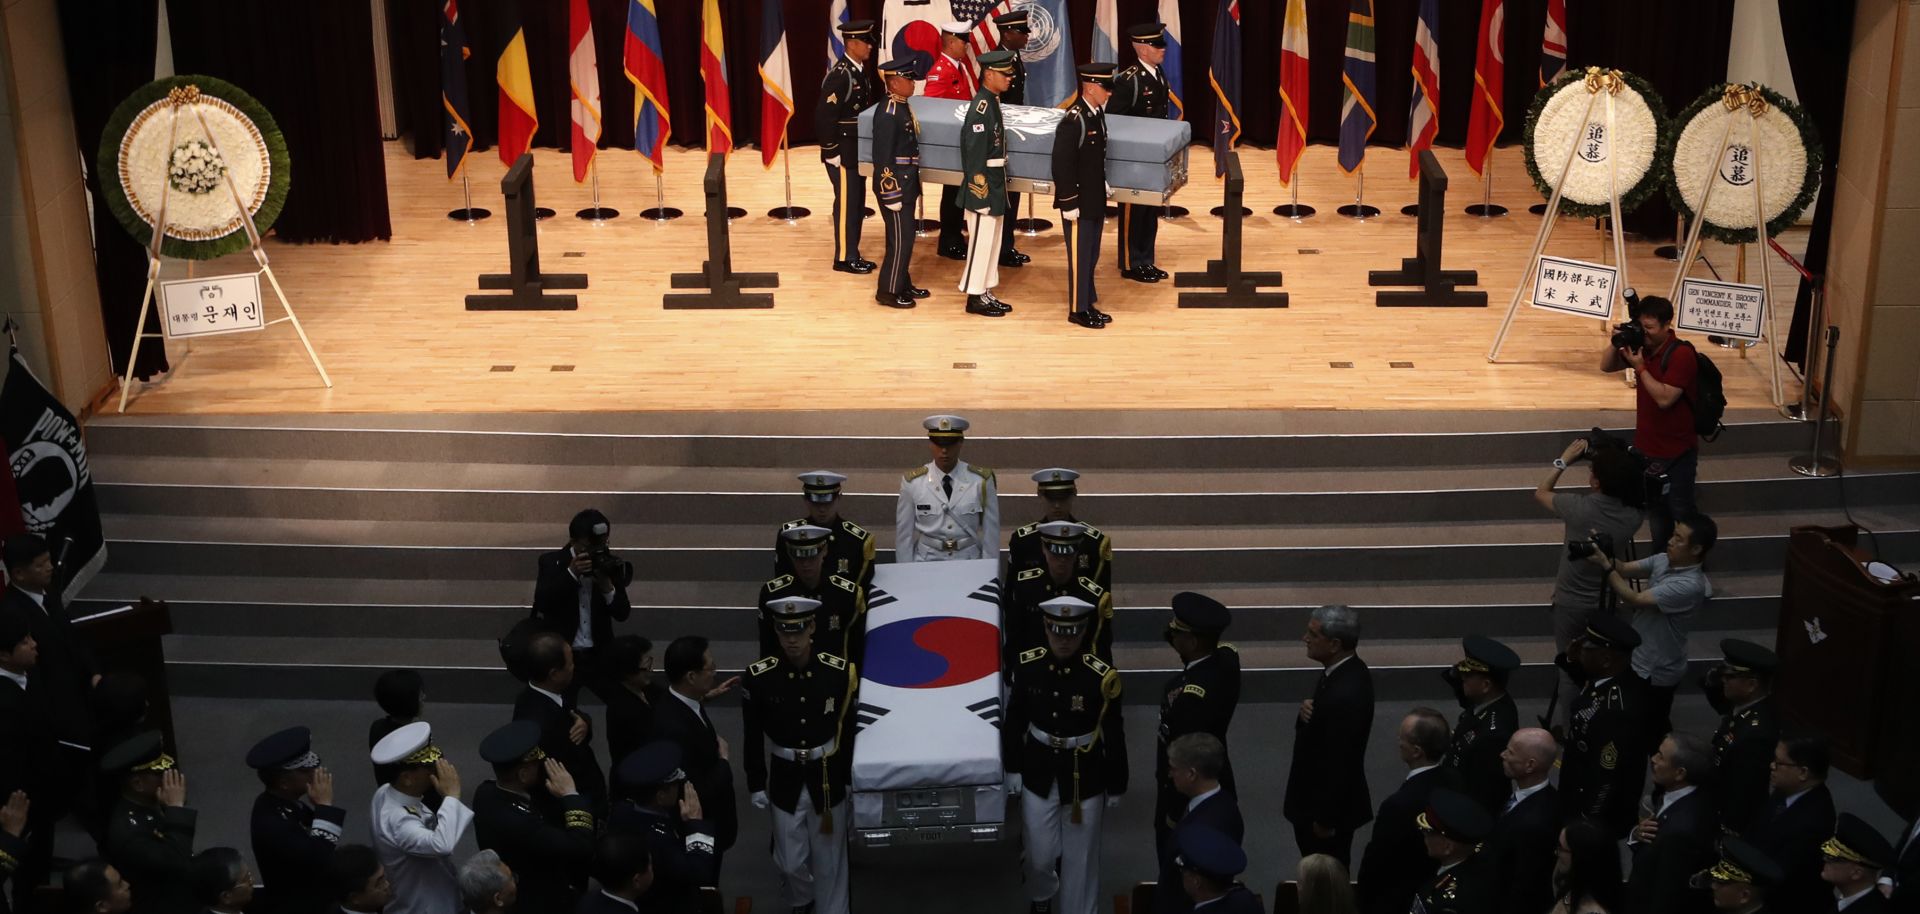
[1534, 436, 1645, 729]
[1584, 510, 1716, 749]
[1600, 294, 1699, 549]
[532, 509, 634, 702]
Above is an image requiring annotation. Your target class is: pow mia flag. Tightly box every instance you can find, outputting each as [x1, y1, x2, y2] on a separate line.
[1, 347, 105, 595]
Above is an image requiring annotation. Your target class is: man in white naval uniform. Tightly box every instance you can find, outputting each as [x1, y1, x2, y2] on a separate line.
[369, 722, 475, 914]
[895, 414, 1000, 561]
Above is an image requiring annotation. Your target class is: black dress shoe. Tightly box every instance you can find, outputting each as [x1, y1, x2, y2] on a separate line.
[907, 286, 931, 299]
[1145, 265, 1170, 280]
[1069, 311, 1104, 329]
[1121, 268, 1160, 283]
[1088, 307, 1112, 324]
[832, 260, 875, 274]
[999, 250, 1031, 267]
[1030, 902, 1053, 914]
[938, 246, 967, 260]
[983, 292, 1013, 312]
[851, 258, 877, 271]
[875, 293, 916, 308]
[966, 295, 1007, 316]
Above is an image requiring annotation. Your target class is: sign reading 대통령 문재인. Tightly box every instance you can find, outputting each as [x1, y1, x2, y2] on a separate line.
[159, 271, 265, 339]
[1678, 277, 1766, 341]
[1529, 255, 1619, 320]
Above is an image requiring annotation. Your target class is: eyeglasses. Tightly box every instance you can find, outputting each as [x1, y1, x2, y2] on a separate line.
[1768, 758, 1806, 770]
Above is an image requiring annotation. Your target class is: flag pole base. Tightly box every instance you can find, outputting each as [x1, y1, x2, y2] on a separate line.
[767, 206, 812, 221]
[1528, 202, 1549, 215]
[1164, 205, 1190, 219]
[576, 206, 620, 222]
[1464, 203, 1508, 217]
[447, 207, 493, 222]
[1399, 203, 1420, 217]
[534, 207, 558, 220]
[724, 206, 748, 220]
[1337, 203, 1381, 219]
[913, 220, 938, 235]
[641, 207, 684, 221]
[1209, 205, 1252, 218]
[1013, 219, 1053, 234]
[1272, 204, 1316, 219]
[862, 207, 876, 218]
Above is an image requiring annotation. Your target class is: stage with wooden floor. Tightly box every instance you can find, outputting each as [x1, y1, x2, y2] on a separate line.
[114, 141, 1808, 416]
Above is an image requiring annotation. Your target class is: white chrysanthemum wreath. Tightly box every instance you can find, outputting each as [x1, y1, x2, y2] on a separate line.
[1668, 83, 1821, 244]
[1524, 68, 1670, 219]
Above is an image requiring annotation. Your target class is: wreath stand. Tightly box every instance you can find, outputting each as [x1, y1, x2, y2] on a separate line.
[1488, 70, 1633, 362]
[118, 86, 329, 413]
[1664, 85, 1788, 412]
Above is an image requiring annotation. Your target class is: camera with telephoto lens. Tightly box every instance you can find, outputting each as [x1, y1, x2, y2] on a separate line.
[589, 544, 634, 588]
[1610, 287, 1646, 352]
[1566, 531, 1616, 561]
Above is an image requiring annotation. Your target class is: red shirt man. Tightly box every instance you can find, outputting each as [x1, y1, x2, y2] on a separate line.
[924, 25, 975, 101]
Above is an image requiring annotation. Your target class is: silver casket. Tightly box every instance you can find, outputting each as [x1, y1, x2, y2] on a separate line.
[856, 96, 1191, 205]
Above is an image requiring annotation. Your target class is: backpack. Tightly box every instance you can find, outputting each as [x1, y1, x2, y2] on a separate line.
[1664, 340, 1726, 442]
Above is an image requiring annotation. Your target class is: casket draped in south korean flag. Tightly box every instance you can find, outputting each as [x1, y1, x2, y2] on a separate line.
[856, 96, 1191, 205]
[850, 558, 1007, 846]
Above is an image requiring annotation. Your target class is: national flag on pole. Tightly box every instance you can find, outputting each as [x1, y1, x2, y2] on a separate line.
[966, 2, 1013, 59]
[1540, 0, 1568, 87]
[1159, 0, 1185, 119]
[758, 0, 794, 168]
[1337, 0, 1377, 174]
[1091, 0, 1118, 64]
[1207, 0, 1242, 177]
[568, 0, 601, 183]
[1465, 0, 1505, 177]
[494, 4, 539, 166]
[1276, 0, 1309, 185]
[1, 348, 106, 596]
[828, 0, 850, 68]
[699, 0, 732, 154]
[439, 0, 474, 180]
[1407, 0, 1440, 179]
[625, 0, 671, 173]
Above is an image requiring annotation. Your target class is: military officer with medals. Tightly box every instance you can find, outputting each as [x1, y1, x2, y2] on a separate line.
[1410, 788, 1497, 914]
[608, 741, 719, 914]
[1438, 635, 1520, 816]
[958, 51, 1016, 317]
[775, 471, 875, 587]
[1003, 521, 1113, 666]
[926, 22, 977, 259]
[471, 721, 595, 914]
[1007, 468, 1113, 590]
[370, 722, 474, 914]
[761, 525, 867, 663]
[1055, 63, 1115, 329]
[1004, 596, 1127, 914]
[744, 597, 858, 914]
[1704, 638, 1779, 836]
[246, 726, 345, 914]
[816, 19, 876, 276]
[896, 415, 1000, 561]
[1154, 593, 1240, 854]
[101, 732, 198, 914]
[1557, 615, 1647, 838]
[1109, 24, 1172, 283]
[870, 61, 929, 309]
[992, 10, 1032, 269]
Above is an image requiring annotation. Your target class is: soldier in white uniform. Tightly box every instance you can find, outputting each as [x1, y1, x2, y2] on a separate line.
[895, 414, 1000, 561]
[369, 722, 475, 914]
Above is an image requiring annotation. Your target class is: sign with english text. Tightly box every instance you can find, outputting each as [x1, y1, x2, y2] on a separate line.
[1678, 277, 1766, 341]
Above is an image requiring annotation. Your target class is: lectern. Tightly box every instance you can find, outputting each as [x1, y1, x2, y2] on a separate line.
[75, 598, 178, 750]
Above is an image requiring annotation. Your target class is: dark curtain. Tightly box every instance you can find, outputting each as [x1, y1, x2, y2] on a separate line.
[58, 0, 167, 380]
[1776, 0, 1856, 369]
[166, 0, 392, 243]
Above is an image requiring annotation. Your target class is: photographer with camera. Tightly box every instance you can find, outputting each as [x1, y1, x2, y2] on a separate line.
[1534, 436, 1645, 730]
[1584, 510, 1716, 748]
[532, 509, 635, 703]
[1600, 293, 1700, 550]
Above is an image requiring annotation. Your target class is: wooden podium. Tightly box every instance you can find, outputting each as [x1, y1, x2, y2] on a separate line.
[74, 598, 177, 751]
[1775, 525, 1919, 782]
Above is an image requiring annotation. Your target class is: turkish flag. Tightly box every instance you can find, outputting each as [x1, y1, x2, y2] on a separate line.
[1464, 0, 1504, 177]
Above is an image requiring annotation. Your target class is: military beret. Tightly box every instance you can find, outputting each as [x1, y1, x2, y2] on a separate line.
[1704, 838, 1785, 887]
[1417, 788, 1492, 843]
[1170, 592, 1230, 635]
[797, 471, 846, 503]
[1719, 638, 1778, 676]
[1823, 813, 1895, 869]
[479, 721, 547, 766]
[1077, 63, 1117, 89]
[1031, 467, 1080, 497]
[0, 606, 32, 652]
[1456, 635, 1521, 677]
[1583, 614, 1642, 651]
[977, 50, 1016, 74]
[246, 726, 321, 771]
[616, 740, 688, 790]
[1173, 825, 1247, 881]
[923, 414, 970, 441]
[993, 10, 1030, 32]
[837, 19, 876, 41]
[101, 731, 175, 775]
[370, 721, 442, 768]
[1127, 23, 1168, 46]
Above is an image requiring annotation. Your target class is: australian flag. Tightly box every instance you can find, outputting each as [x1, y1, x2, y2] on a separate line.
[1, 348, 105, 595]
[440, 0, 474, 180]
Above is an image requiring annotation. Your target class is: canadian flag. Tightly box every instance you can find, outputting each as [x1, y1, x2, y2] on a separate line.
[569, 0, 601, 183]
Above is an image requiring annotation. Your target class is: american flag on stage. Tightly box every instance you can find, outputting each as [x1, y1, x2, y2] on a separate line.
[1276, 0, 1308, 185]
[568, 0, 601, 183]
[439, 0, 474, 181]
[700, 0, 732, 154]
[1337, 0, 1377, 175]
[1465, 0, 1505, 177]
[828, 0, 850, 67]
[758, 0, 794, 168]
[962, 0, 1012, 58]
[624, 0, 671, 173]
[1540, 0, 1568, 86]
[1407, 0, 1440, 179]
[1208, 0, 1242, 177]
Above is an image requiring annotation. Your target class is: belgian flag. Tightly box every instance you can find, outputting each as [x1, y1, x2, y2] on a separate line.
[493, 1, 538, 164]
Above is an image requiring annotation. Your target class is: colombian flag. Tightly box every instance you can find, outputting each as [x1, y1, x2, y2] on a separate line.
[700, 0, 733, 154]
[496, 7, 538, 165]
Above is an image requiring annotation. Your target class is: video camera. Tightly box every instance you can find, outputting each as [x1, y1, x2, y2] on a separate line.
[1610, 287, 1646, 352]
[1566, 531, 1617, 561]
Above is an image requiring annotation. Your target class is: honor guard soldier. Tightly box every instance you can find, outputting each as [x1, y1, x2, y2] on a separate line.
[472, 721, 595, 914]
[1696, 838, 1786, 914]
[959, 51, 1016, 316]
[761, 532, 868, 662]
[1171, 826, 1262, 914]
[1704, 638, 1779, 836]
[1822, 814, 1896, 913]
[1008, 468, 1113, 589]
[1411, 788, 1497, 914]
[816, 19, 876, 275]
[1055, 63, 1115, 328]
[871, 61, 929, 309]
[743, 597, 859, 914]
[992, 9, 1032, 268]
[1439, 635, 1521, 816]
[776, 472, 875, 586]
[370, 722, 475, 914]
[897, 415, 1000, 561]
[247, 727, 345, 914]
[927, 22, 977, 259]
[1005, 595, 1127, 914]
[1109, 24, 1171, 283]
[1004, 523, 1113, 665]
[101, 732, 198, 914]
[1155, 593, 1240, 852]
[609, 741, 719, 914]
[1557, 616, 1647, 839]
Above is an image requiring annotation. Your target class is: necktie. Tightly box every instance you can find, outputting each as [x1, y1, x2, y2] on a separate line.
[943, 474, 953, 499]
[1503, 793, 1520, 816]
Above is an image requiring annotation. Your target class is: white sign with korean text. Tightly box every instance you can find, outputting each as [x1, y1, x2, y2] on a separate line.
[159, 272, 266, 339]
[1529, 255, 1619, 320]
[1678, 277, 1766, 341]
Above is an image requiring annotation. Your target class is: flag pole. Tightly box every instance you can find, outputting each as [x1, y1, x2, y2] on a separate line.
[767, 140, 811, 221]
[1337, 165, 1380, 219]
[641, 169, 683, 221]
[1274, 178, 1316, 219]
[447, 171, 492, 222]
[1467, 157, 1509, 217]
[576, 160, 620, 221]
[915, 193, 935, 236]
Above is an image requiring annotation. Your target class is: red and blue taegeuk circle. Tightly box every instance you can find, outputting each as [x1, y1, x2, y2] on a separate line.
[863, 616, 1000, 689]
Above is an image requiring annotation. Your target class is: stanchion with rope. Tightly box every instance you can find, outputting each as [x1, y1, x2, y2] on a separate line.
[1767, 236, 1822, 421]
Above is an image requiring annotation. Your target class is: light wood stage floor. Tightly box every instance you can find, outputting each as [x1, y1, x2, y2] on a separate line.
[119, 142, 1811, 415]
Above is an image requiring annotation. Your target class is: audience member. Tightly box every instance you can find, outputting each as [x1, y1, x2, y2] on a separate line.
[4, 536, 95, 880]
[1284, 605, 1374, 867]
[1536, 436, 1645, 729]
[246, 726, 345, 914]
[1356, 708, 1454, 914]
[1171, 826, 1260, 914]
[512, 632, 609, 816]
[607, 741, 718, 914]
[1297, 853, 1358, 914]
[1889, 809, 1920, 909]
[0, 791, 26, 910]
[1154, 733, 1242, 914]
[1153, 592, 1240, 857]
[0, 606, 53, 912]
[1552, 821, 1624, 914]
[1485, 728, 1561, 914]
[577, 834, 653, 914]
[327, 844, 393, 914]
[1439, 635, 1518, 815]
[1588, 509, 1716, 745]
[1410, 788, 1495, 914]
[88, 672, 153, 839]
[652, 636, 739, 858]
[99, 732, 195, 914]
[472, 721, 594, 914]
[775, 471, 876, 587]
[1704, 639, 1779, 836]
[602, 634, 657, 769]
[60, 860, 133, 914]
[532, 509, 634, 703]
[1627, 732, 1718, 914]
[188, 847, 254, 914]
[1556, 616, 1647, 838]
[1748, 734, 1838, 914]
[1703, 838, 1784, 913]
[370, 723, 473, 914]
[455, 851, 516, 914]
[371, 669, 426, 788]
[1823, 813, 1895, 913]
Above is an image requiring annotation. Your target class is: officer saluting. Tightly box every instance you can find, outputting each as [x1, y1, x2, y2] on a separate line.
[775, 471, 875, 587]
[1109, 24, 1172, 283]
[992, 9, 1032, 269]
[101, 732, 198, 914]
[1003, 521, 1112, 666]
[607, 741, 719, 914]
[1557, 616, 1647, 838]
[1155, 593, 1240, 852]
[816, 19, 876, 275]
[959, 51, 1017, 317]
[760, 526, 868, 662]
[1439, 635, 1520, 816]
[1007, 468, 1113, 590]
[1056, 63, 1116, 329]
[896, 415, 1000, 561]
[247, 727, 345, 914]
[871, 61, 928, 309]
[471, 721, 594, 914]
[743, 597, 859, 914]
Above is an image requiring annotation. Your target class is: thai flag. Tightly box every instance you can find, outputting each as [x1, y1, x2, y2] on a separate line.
[828, 0, 849, 68]
[439, 0, 473, 181]
[1091, 0, 1118, 64]
[1159, 0, 1184, 119]
[758, 0, 794, 168]
[1207, 0, 1242, 177]
[568, 0, 601, 183]
[1337, 0, 1377, 174]
[1407, 0, 1440, 179]
[624, 0, 671, 173]
[1540, 0, 1568, 87]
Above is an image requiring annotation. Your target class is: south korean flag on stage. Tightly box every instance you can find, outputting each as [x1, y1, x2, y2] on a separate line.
[0, 346, 106, 595]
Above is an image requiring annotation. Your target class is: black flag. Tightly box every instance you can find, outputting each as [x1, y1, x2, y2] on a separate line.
[0, 348, 106, 595]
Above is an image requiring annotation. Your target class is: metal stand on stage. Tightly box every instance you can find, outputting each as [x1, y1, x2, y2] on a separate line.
[1273, 181, 1316, 219]
[641, 172, 683, 221]
[666, 152, 777, 309]
[1370, 151, 1486, 307]
[1174, 151, 1286, 307]
[1013, 193, 1051, 235]
[1164, 205, 1189, 219]
[1465, 159, 1508, 217]
[1790, 326, 1841, 477]
[448, 172, 493, 222]
[1338, 167, 1381, 219]
[913, 195, 937, 236]
[575, 162, 619, 221]
[468, 154, 587, 311]
[766, 143, 811, 222]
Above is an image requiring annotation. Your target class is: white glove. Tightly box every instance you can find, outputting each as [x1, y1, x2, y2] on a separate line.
[986, 157, 1007, 168]
[1005, 774, 1023, 797]
[1104, 794, 1122, 809]
[751, 791, 769, 810]
[1105, 182, 1114, 198]
[1061, 208, 1080, 221]
[885, 202, 903, 212]
[827, 156, 842, 168]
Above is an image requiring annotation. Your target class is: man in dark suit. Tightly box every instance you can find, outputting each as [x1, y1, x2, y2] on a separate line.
[1823, 813, 1896, 914]
[1153, 593, 1239, 856]
[2, 536, 94, 825]
[578, 833, 651, 914]
[1486, 728, 1561, 914]
[0, 606, 54, 914]
[325, 844, 393, 914]
[1170, 826, 1262, 914]
[651, 637, 739, 860]
[601, 635, 658, 770]
[1153, 733, 1242, 914]
[246, 727, 345, 914]
[1627, 731, 1718, 914]
[514, 633, 609, 818]
[1440, 636, 1520, 816]
[1748, 734, 1838, 914]
[1283, 604, 1374, 867]
[1890, 812, 1920, 911]
[1704, 639, 1779, 837]
[531, 510, 633, 702]
[1357, 708, 1457, 914]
